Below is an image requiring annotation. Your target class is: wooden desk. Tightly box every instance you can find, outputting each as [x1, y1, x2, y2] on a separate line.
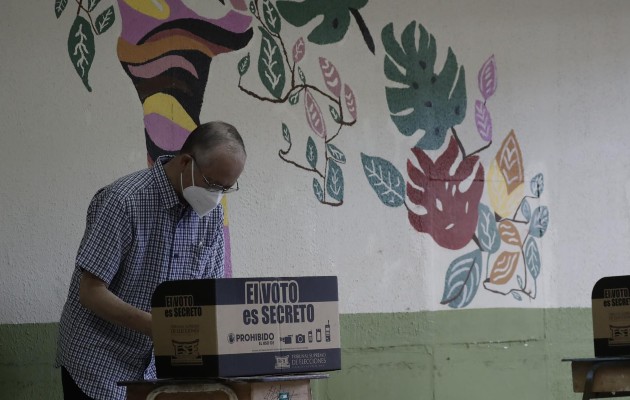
[119, 373, 328, 400]
[564, 357, 630, 399]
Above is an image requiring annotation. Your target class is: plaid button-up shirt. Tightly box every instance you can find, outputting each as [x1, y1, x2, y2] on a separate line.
[56, 156, 225, 399]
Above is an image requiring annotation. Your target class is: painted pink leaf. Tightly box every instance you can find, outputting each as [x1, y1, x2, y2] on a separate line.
[292, 37, 305, 64]
[474, 100, 492, 141]
[478, 55, 497, 100]
[304, 89, 327, 138]
[319, 57, 342, 98]
[407, 137, 485, 250]
[344, 84, 357, 120]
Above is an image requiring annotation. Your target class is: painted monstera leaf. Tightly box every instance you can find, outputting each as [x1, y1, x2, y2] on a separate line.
[407, 137, 484, 250]
[276, 0, 375, 53]
[382, 21, 467, 150]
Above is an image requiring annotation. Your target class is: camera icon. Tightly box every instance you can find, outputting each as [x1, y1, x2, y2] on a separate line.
[296, 334, 306, 344]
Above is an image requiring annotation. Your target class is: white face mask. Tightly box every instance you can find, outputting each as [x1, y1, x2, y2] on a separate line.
[180, 160, 223, 218]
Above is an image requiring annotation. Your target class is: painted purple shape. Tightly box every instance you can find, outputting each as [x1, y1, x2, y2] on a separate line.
[292, 37, 305, 64]
[117, 0, 253, 44]
[478, 55, 497, 100]
[474, 100, 493, 142]
[223, 225, 232, 278]
[127, 54, 199, 79]
[344, 84, 357, 120]
[143, 113, 191, 151]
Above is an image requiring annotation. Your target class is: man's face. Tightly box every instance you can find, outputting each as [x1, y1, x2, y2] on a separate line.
[181, 149, 245, 193]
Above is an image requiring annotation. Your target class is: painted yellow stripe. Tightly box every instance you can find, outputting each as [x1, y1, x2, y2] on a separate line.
[122, 0, 170, 20]
[221, 197, 229, 226]
[142, 93, 197, 132]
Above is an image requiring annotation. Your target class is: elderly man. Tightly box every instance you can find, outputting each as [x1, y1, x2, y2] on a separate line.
[56, 121, 246, 399]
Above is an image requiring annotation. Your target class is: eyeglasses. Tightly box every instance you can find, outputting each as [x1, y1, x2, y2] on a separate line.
[192, 157, 240, 194]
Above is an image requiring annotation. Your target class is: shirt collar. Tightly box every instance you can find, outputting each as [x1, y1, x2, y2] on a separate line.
[153, 155, 181, 210]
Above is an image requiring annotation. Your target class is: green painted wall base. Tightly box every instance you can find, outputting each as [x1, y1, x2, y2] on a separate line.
[0, 308, 592, 399]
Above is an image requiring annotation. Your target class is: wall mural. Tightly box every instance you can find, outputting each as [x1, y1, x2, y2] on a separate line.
[362, 21, 550, 308]
[55, 0, 254, 276]
[55, 1, 549, 308]
[235, 0, 374, 206]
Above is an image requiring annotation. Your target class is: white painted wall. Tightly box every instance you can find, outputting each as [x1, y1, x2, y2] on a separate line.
[2, 0, 630, 323]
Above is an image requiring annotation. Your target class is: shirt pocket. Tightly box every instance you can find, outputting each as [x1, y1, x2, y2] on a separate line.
[170, 243, 214, 280]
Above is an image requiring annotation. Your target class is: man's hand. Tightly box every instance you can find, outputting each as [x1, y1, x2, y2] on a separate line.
[79, 271, 153, 338]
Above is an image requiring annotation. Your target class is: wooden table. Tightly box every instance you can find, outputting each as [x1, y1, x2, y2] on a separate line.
[119, 373, 328, 400]
[564, 357, 630, 399]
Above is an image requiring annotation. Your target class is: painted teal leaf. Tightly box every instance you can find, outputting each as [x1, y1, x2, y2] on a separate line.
[281, 123, 291, 145]
[476, 203, 500, 253]
[327, 144, 346, 164]
[298, 66, 306, 84]
[521, 199, 531, 222]
[531, 173, 544, 197]
[67, 16, 95, 92]
[329, 105, 341, 123]
[326, 160, 344, 201]
[95, 6, 115, 35]
[249, 1, 256, 14]
[361, 153, 405, 207]
[276, 0, 368, 45]
[288, 90, 300, 105]
[262, 0, 281, 35]
[517, 275, 524, 289]
[524, 236, 541, 279]
[88, 0, 102, 12]
[257, 27, 285, 98]
[313, 178, 324, 202]
[529, 206, 549, 238]
[238, 53, 250, 76]
[306, 136, 317, 169]
[441, 250, 482, 309]
[382, 21, 467, 150]
[512, 292, 523, 301]
[55, 0, 68, 18]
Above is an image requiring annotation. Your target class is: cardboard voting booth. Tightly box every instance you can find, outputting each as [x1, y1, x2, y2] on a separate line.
[151, 276, 341, 378]
[592, 275, 630, 357]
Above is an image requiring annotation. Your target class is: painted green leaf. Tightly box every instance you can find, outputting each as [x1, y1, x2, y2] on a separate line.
[288, 90, 300, 105]
[512, 292, 523, 301]
[276, 0, 373, 52]
[361, 153, 405, 207]
[306, 136, 317, 169]
[88, 0, 102, 12]
[257, 27, 285, 98]
[281, 123, 291, 145]
[326, 160, 344, 201]
[382, 21, 467, 150]
[521, 199, 531, 222]
[529, 206, 549, 238]
[95, 6, 115, 35]
[329, 105, 341, 123]
[262, 0, 281, 34]
[249, 1, 256, 14]
[524, 236, 541, 280]
[440, 250, 482, 309]
[476, 203, 500, 253]
[313, 178, 324, 202]
[67, 16, 95, 92]
[298, 66, 306, 84]
[327, 144, 346, 164]
[55, 0, 68, 18]
[238, 53, 250, 76]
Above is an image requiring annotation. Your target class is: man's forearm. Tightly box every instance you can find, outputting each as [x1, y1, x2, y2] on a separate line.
[79, 271, 152, 337]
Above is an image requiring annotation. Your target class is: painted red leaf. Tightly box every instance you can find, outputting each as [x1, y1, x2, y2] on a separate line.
[304, 89, 326, 138]
[319, 57, 342, 98]
[292, 37, 305, 64]
[344, 84, 357, 120]
[474, 100, 492, 142]
[407, 137, 485, 250]
[495, 130, 524, 194]
[478, 55, 497, 100]
[489, 251, 520, 285]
